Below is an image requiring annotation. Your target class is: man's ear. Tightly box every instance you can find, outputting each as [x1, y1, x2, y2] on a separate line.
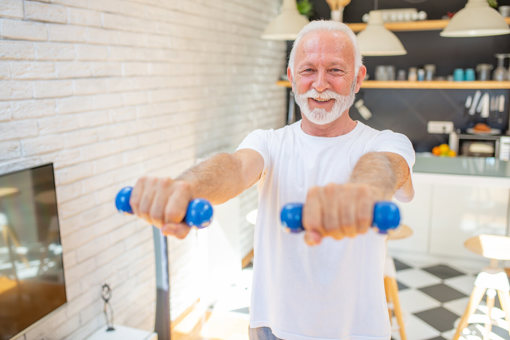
[354, 65, 367, 93]
[287, 67, 293, 86]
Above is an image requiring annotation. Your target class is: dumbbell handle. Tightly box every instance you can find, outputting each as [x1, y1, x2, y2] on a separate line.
[115, 186, 213, 229]
[280, 201, 400, 234]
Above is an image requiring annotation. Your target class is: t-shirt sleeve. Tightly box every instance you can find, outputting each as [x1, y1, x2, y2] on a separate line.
[236, 129, 271, 171]
[365, 130, 415, 202]
[366, 130, 415, 171]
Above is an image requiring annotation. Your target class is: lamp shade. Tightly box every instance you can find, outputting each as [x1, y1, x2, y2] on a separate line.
[357, 11, 407, 56]
[262, 0, 309, 40]
[441, 0, 510, 37]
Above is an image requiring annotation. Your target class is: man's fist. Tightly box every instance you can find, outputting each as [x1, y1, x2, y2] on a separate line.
[130, 176, 193, 239]
[302, 183, 383, 245]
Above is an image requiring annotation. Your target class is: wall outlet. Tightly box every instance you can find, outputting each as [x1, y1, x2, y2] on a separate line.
[427, 121, 454, 134]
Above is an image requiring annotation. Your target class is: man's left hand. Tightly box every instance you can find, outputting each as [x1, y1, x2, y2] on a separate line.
[301, 183, 384, 245]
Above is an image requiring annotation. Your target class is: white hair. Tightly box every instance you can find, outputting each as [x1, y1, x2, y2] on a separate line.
[288, 20, 363, 78]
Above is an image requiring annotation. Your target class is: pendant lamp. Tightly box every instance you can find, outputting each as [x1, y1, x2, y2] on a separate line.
[357, 11, 407, 56]
[262, 0, 309, 40]
[441, 0, 510, 37]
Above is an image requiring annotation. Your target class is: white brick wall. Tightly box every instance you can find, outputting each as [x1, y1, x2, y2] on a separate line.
[1, 0, 286, 338]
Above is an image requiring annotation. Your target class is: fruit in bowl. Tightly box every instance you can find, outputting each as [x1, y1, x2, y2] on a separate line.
[432, 144, 456, 157]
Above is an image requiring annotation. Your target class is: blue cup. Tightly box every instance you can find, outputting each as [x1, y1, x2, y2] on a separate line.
[453, 68, 464, 81]
[465, 68, 475, 81]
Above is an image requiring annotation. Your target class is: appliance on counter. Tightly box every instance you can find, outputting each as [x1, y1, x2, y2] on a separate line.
[449, 130, 510, 159]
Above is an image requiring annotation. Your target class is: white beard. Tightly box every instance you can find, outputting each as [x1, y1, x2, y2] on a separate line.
[294, 83, 356, 125]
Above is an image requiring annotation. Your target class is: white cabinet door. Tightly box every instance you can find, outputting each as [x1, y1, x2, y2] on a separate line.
[389, 180, 432, 254]
[429, 184, 508, 259]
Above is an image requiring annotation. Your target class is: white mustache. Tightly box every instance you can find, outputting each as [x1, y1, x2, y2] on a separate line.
[294, 85, 356, 125]
[302, 89, 342, 102]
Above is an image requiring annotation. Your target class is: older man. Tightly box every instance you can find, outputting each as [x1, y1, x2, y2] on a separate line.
[131, 20, 414, 340]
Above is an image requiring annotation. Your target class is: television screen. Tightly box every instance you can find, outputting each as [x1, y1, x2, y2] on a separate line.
[0, 164, 66, 339]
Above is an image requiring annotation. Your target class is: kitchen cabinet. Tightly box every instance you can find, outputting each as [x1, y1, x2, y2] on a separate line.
[389, 180, 431, 254]
[390, 175, 509, 260]
[388, 156, 510, 260]
[429, 183, 508, 259]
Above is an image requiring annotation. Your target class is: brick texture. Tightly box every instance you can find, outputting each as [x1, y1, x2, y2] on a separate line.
[0, 0, 285, 338]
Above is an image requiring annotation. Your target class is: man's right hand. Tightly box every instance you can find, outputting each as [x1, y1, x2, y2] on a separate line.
[130, 176, 193, 239]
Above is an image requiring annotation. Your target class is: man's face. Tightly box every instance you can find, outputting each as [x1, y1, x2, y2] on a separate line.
[289, 31, 363, 125]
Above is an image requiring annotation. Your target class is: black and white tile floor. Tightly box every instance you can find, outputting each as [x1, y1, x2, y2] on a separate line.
[390, 256, 510, 340]
[216, 257, 510, 340]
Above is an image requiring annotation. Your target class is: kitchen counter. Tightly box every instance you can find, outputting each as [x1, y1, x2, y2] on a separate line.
[415, 155, 510, 178]
[413, 155, 510, 187]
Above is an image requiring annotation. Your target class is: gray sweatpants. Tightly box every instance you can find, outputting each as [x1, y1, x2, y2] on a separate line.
[249, 327, 282, 340]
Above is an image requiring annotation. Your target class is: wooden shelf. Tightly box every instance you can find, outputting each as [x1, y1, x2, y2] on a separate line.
[276, 80, 510, 89]
[346, 17, 510, 32]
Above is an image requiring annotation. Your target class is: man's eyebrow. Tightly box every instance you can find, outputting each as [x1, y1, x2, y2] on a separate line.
[297, 62, 314, 70]
[327, 60, 347, 67]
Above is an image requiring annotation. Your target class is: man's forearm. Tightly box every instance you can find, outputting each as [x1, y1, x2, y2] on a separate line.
[176, 152, 253, 205]
[349, 152, 413, 200]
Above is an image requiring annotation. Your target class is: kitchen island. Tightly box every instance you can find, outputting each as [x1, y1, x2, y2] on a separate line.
[390, 155, 510, 261]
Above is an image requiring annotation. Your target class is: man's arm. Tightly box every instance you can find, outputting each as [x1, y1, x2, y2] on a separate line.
[177, 149, 264, 205]
[302, 152, 414, 245]
[130, 149, 264, 238]
[349, 152, 414, 202]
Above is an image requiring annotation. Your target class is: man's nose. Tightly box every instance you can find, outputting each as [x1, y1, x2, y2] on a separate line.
[312, 70, 329, 92]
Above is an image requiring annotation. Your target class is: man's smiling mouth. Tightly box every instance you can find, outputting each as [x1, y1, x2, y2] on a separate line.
[311, 98, 334, 104]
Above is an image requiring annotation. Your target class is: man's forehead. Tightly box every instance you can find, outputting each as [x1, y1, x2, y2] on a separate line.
[296, 30, 353, 60]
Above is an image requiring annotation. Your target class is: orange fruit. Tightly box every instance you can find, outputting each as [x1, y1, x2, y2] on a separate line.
[448, 150, 456, 157]
[432, 146, 441, 156]
[439, 144, 450, 155]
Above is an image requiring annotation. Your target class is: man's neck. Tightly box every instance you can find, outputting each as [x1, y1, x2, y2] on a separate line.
[300, 112, 357, 137]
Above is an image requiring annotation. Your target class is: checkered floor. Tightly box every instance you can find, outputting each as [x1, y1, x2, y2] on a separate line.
[215, 258, 510, 340]
[391, 257, 510, 340]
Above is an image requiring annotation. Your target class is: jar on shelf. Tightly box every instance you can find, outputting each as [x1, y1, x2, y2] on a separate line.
[408, 67, 418, 81]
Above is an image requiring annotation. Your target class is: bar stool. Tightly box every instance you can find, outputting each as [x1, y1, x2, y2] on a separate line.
[384, 224, 413, 340]
[453, 234, 510, 340]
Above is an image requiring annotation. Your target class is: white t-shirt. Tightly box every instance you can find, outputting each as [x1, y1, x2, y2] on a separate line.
[237, 120, 415, 340]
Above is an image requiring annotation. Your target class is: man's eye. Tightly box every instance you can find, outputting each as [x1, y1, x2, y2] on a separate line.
[330, 68, 342, 73]
[301, 69, 314, 73]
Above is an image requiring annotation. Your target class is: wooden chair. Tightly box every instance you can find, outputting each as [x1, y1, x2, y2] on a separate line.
[384, 224, 413, 340]
[452, 234, 510, 340]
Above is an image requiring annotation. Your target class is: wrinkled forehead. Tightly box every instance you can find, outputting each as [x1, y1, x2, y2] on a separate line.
[295, 30, 355, 67]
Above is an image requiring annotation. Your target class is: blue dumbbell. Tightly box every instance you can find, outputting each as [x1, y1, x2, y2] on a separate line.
[115, 186, 213, 229]
[280, 201, 400, 234]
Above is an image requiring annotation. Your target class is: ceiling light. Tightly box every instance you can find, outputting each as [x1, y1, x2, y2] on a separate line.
[441, 0, 510, 37]
[262, 0, 309, 40]
[357, 11, 407, 56]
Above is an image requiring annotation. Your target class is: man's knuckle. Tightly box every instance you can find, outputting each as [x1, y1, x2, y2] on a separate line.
[174, 181, 190, 194]
[324, 182, 337, 192]
[307, 186, 320, 198]
[303, 216, 320, 230]
[159, 177, 172, 187]
[165, 209, 181, 223]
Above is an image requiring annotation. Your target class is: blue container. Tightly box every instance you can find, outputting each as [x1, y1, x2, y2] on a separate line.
[464, 68, 475, 81]
[453, 68, 464, 82]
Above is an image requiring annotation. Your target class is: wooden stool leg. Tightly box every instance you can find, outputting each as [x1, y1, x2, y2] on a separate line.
[483, 289, 496, 340]
[453, 286, 487, 340]
[497, 289, 510, 335]
[387, 276, 406, 340]
[384, 276, 393, 326]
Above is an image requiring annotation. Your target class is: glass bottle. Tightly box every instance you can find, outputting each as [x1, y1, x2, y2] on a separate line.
[493, 54, 508, 81]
